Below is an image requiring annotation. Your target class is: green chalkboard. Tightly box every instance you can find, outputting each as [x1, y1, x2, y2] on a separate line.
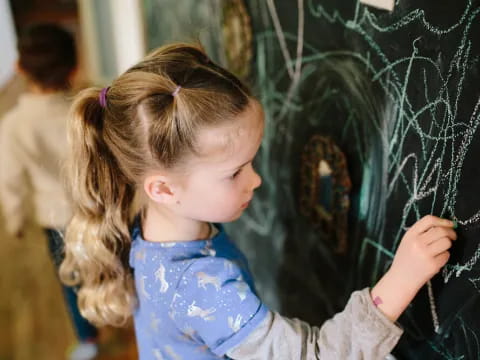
[228, 1, 480, 358]
[144, 1, 480, 358]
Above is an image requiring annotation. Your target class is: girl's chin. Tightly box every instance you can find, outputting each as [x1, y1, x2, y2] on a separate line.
[206, 206, 247, 223]
[222, 211, 245, 223]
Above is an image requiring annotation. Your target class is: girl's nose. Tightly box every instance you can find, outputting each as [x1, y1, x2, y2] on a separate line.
[251, 168, 262, 190]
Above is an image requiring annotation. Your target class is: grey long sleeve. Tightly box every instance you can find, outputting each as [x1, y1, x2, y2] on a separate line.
[227, 288, 403, 360]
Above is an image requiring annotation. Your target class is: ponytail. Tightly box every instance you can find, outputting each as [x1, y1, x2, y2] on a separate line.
[59, 87, 136, 327]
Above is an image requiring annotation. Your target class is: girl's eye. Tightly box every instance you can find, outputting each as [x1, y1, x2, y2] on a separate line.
[230, 168, 242, 179]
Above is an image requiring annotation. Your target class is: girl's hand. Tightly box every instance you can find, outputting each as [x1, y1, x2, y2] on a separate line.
[371, 215, 456, 322]
[390, 215, 456, 291]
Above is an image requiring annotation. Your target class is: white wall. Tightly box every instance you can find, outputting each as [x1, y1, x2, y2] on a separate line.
[109, 0, 146, 74]
[0, 0, 17, 88]
[77, 0, 146, 84]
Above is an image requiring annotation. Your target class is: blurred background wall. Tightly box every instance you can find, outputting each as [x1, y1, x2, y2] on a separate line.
[0, 0, 17, 89]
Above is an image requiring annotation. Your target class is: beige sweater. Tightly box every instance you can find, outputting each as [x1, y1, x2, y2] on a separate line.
[227, 288, 403, 360]
[0, 92, 72, 234]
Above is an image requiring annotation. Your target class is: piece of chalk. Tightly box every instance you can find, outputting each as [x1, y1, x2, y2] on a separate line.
[359, 0, 394, 12]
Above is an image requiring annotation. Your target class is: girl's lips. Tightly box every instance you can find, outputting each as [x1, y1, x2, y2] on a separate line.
[241, 200, 251, 209]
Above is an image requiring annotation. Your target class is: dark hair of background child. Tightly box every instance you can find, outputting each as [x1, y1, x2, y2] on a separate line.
[17, 23, 77, 90]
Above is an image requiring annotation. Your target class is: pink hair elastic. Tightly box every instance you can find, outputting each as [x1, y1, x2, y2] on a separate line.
[172, 85, 182, 97]
[373, 296, 383, 307]
[99, 87, 110, 108]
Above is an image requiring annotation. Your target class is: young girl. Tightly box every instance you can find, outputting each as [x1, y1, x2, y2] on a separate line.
[60, 43, 456, 359]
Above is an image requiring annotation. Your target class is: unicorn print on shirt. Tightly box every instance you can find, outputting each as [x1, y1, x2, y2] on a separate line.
[168, 292, 182, 321]
[187, 301, 216, 321]
[200, 240, 216, 256]
[160, 242, 176, 248]
[153, 348, 164, 360]
[140, 275, 151, 300]
[196, 271, 221, 291]
[154, 263, 169, 293]
[234, 276, 248, 301]
[179, 325, 196, 342]
[150, 312, 161, 333]
[165, 345, 183, 360]
[228, 314, 243, 332]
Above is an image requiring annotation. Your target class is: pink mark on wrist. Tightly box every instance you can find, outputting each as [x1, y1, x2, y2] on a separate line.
[373, 296, 383, 307]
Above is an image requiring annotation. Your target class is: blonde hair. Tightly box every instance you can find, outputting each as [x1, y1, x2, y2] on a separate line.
[59, 43, 252, 326]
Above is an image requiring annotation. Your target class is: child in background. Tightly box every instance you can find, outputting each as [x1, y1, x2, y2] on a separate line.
[61, 43, 456, 359]
[0, 23, 99, 360]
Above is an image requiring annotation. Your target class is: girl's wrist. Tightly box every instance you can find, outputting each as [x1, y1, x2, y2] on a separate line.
[370, 268, 421, 322]
[386, 265, 425, 296]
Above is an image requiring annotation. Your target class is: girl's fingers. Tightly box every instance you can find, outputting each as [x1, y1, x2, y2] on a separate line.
[410, 215, 454, 235]
[435, 251, 451, 268]
[422, 226, 457, 245]
[428, 237, 453, 256]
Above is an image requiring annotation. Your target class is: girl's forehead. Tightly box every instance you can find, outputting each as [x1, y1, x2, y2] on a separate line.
[195, 101, 264, 162]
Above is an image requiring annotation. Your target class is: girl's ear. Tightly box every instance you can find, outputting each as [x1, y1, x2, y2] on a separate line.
[143, 174, 177, 204]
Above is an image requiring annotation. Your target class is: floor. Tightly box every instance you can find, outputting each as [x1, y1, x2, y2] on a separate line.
[0, 215, 138, 360]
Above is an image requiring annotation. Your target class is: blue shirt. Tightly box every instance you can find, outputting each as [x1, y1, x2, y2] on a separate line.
[129, 222, 269, 360]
